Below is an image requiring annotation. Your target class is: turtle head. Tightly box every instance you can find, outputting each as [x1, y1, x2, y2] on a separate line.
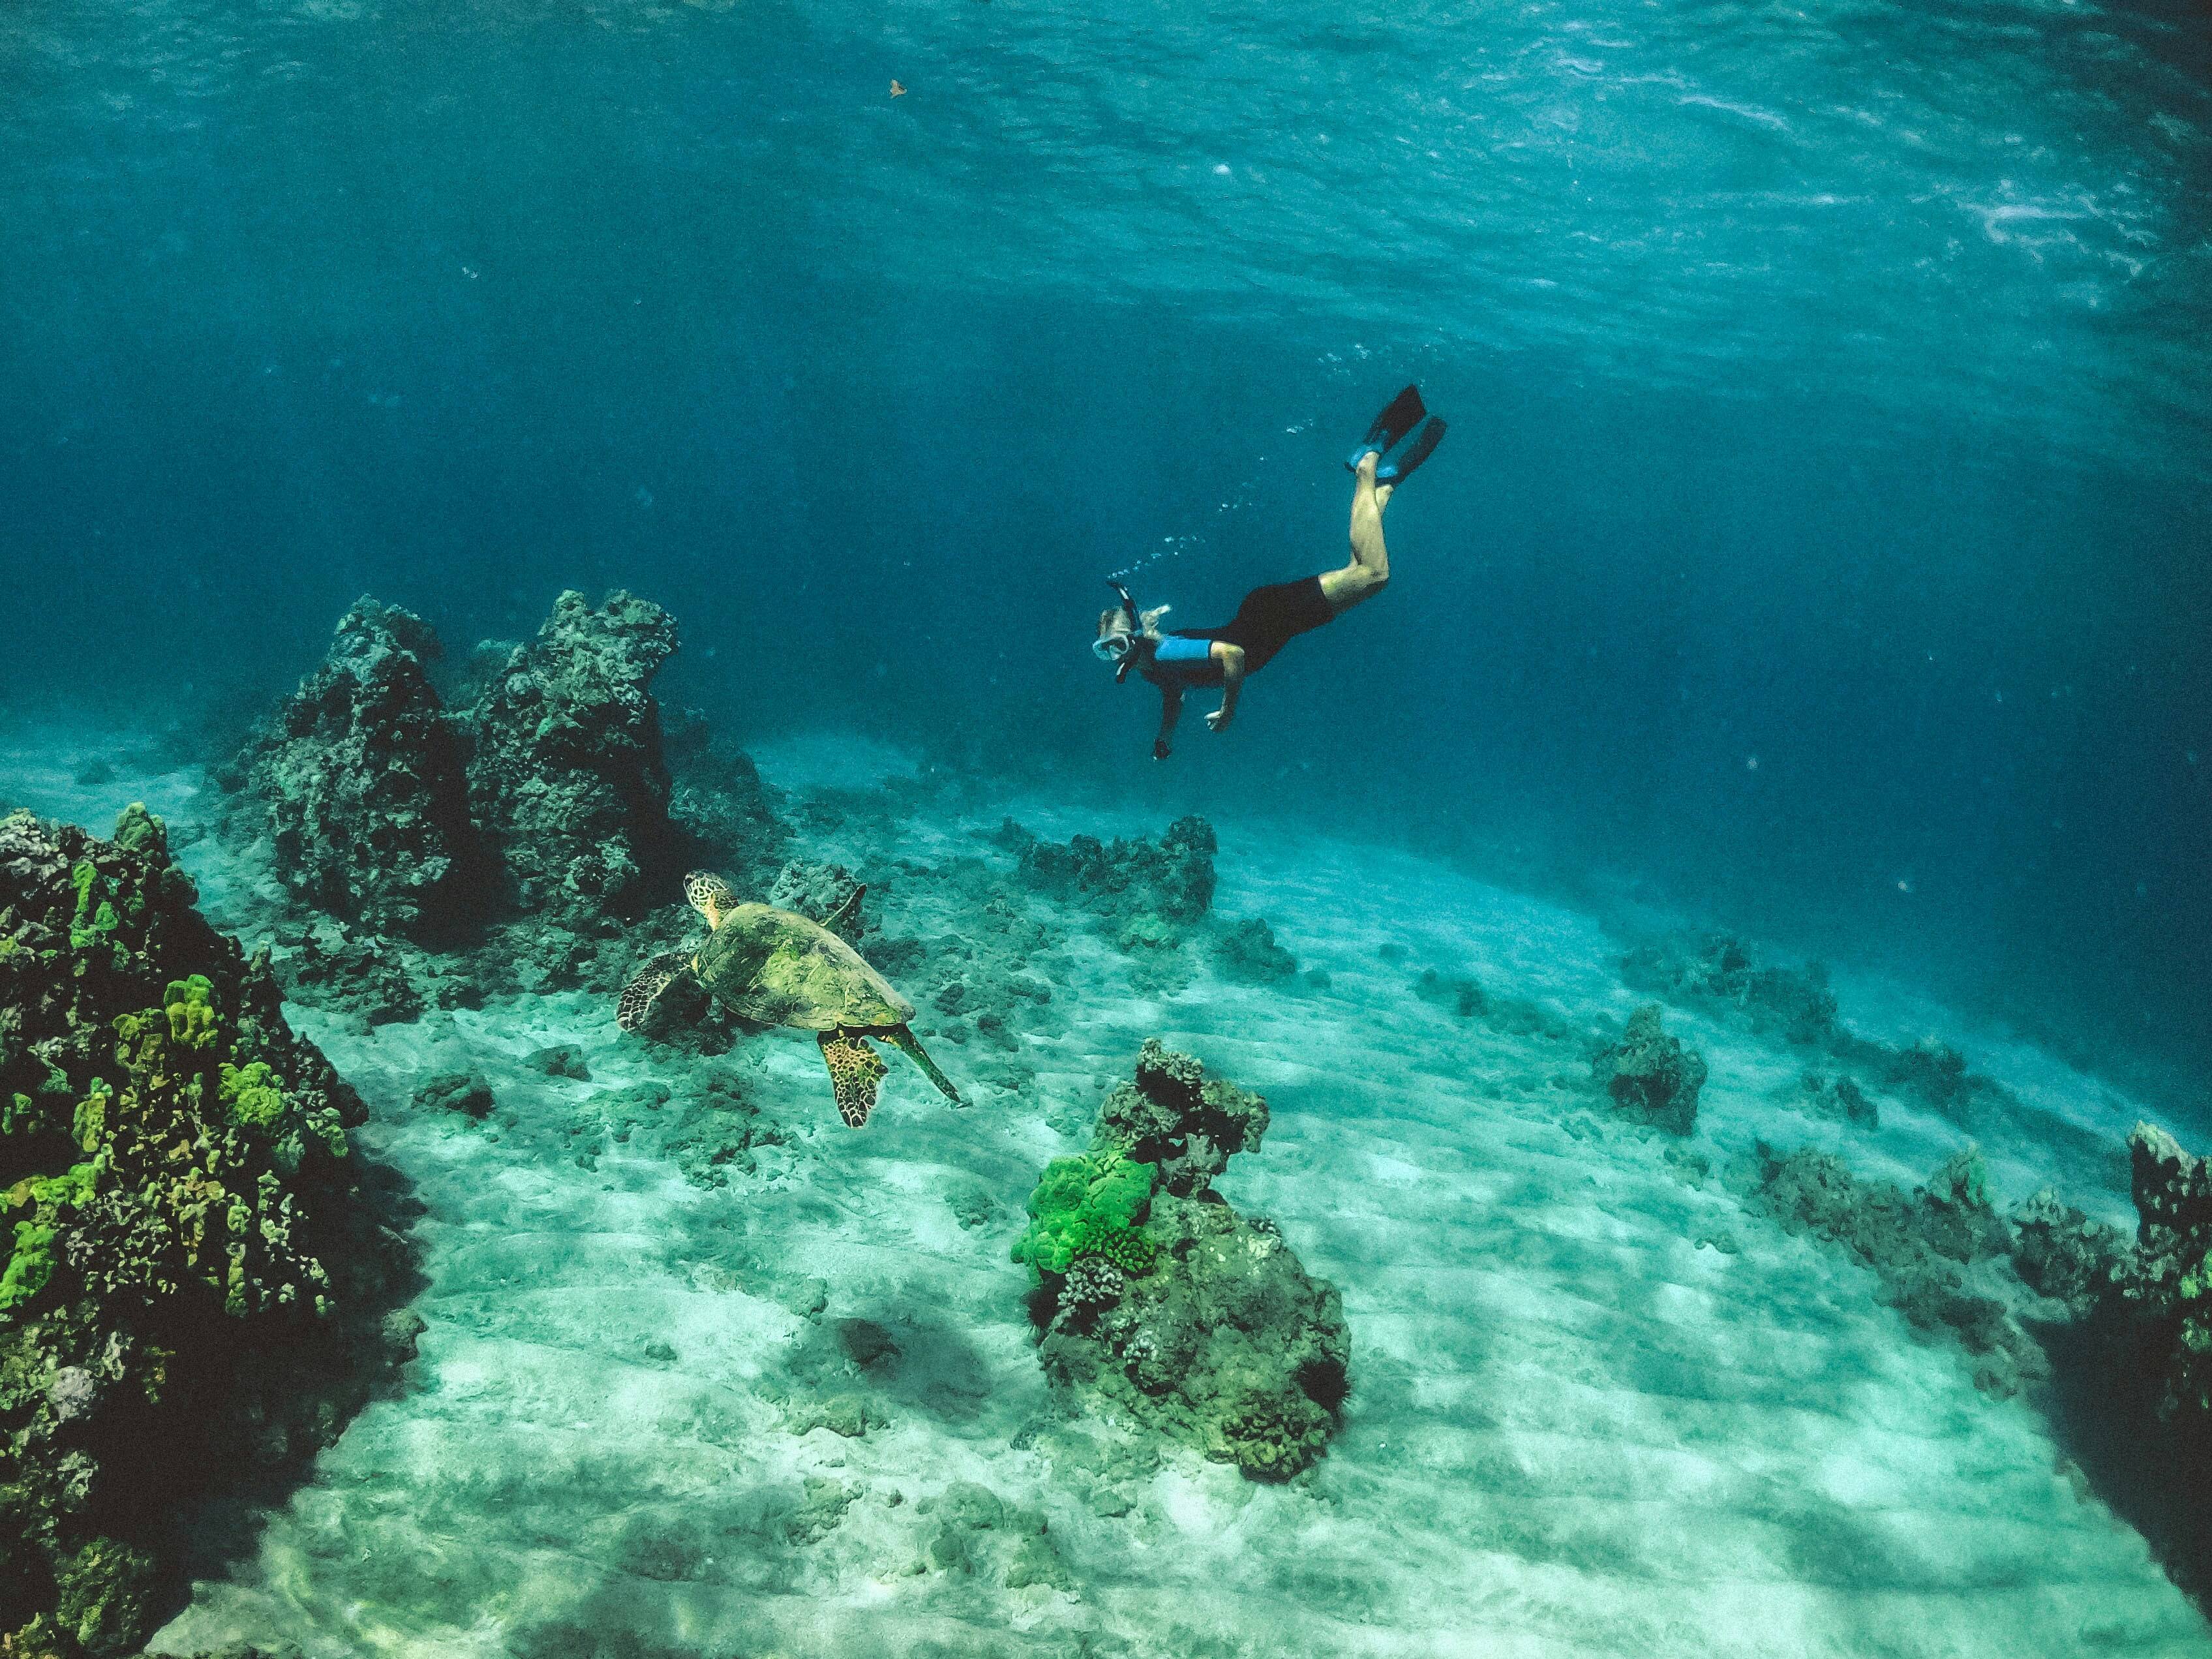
[684, 870, 738, 929]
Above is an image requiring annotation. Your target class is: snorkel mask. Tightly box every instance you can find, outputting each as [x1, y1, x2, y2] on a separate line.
[1095, 580, 1140, 676]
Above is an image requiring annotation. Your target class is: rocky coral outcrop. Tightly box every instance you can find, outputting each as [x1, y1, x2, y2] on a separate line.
[464, 590, 682, 931]
[1590, 1004, 1706, 1135]
[1212, 917, 1297, 985]
[2005, 1187, 2120, 1320]
[2121, 1121, 2212, 1418]
[1619, 933, 2035, 1136]
[1001, 817, 1216, 933]
[0, 808, 413, 1657]
[235, 599, 479, 938]
[1623, 932, 1840, 1046]
[1734, 1142, 2044, 1397]
[1022, 1041, 1348, 1480]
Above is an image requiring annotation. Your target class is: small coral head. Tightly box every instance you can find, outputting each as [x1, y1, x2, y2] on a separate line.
[684, 870, 736, 928]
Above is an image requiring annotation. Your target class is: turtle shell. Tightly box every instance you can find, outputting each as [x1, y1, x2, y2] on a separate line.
[695, 902, 913, 1031]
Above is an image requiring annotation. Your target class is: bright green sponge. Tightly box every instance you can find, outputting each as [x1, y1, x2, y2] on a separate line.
[1012, 1147, 1158, 1277]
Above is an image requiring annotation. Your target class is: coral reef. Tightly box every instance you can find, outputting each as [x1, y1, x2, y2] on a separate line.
[2007, 1186, 2121, 1319]
[1416, 969, 1487, 1019]
[1589, 1004, 1706, 1135]
[234, 600, 479, 939]
[1023, 1042, 1347, 1480]
[1796, 1068, 1877, 1129]
[463, 590, 682, 931]
[0, 808, 413, 1657]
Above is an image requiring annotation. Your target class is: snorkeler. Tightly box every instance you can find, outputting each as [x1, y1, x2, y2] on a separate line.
[1094, 386, 1446, 759]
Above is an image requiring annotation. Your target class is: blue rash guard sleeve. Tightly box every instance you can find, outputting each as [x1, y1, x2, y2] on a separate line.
[1150, 635, 1222, 686]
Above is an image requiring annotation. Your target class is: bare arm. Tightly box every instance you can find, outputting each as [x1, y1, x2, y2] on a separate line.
[1205, 644, 1247, 732]
[1153, 686, 1184, 760]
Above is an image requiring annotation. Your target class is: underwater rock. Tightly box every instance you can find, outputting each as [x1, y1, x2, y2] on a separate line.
[279, 927, 433, 1026]
[913, 1481, 1068, 1589]
[1734, 1141, 2041, 1397]
[663, 708, 788, 887]
[237, 598, 481, 938]
[1796, 1068, 1877, 1129]
[2120, 1121, 2212, 1418]
[414, 1071, 496, 1120]
[1211, 916, 1298, 985]
[2007, 1186, 2123, 1319]
[1020, 1042, 1348, 1481]
[1002, 815, 1217, 930]
[765, 859, 866, 941]
[523, 1043, 591, 1080]
[1095, 1037, 1269, 1198]
[1621, 932, 1840, 1047]
[1416, 969, 1487, 1019]
[464, 590, 681, 931]
[1588, 1004, 1707, 1135]
[1620, 934, 2030, 1136]
[0, 808, 414, 1658]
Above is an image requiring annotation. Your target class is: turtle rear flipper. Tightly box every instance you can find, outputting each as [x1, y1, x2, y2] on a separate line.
[618, 951, 693, 1032]
[819, 1032, 888, 1129]
[883, 1026, 962, 1106]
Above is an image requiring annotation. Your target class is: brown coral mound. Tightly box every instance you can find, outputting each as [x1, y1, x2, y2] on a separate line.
[237, 598, 481, 938]
[464, 590, 682, 931]
[1590, 1004, 1706, 1135]
[0, 808, 414, 1658]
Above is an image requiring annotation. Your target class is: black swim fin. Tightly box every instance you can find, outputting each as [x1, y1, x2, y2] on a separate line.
[1346, 385, 1427, 471]
[1375, 415, 1446, 485]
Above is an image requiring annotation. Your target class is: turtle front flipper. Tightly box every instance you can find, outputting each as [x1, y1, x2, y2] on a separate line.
[618, 950, 695, 1032]
[822, 883, 866, 937]
[882, 1026, 962, 1106]
[819, 1031, 888, 1129]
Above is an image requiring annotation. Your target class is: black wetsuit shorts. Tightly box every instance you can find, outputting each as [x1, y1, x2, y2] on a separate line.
[1174, 574, 1334, 676]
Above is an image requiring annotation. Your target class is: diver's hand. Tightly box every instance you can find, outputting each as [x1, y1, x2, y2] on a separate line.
[1205, 708, 1232, 733]
[1153, 738, 1172, 761]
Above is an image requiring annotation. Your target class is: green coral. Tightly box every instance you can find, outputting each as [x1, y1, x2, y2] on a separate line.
[164, 974, 219, 1048]
[1068, 1216, 1158, 1273]
[52, 1534, 157, 1656]
[0, 1163, 98, 1315]
[0, 1220, 59, 1313]
[1012, 1148, 1157, 1277]
[218, 1061, 287, 1129]
[68, 860, 122, 953]
[72, 1084, 111, 1154]
[110, 801, 167, 861]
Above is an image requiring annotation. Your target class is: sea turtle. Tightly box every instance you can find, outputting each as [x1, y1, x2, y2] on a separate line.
[616, 870, 962, 1129]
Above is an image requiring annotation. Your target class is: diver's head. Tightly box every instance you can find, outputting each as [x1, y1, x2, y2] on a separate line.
[1093, 604, 1136, 665]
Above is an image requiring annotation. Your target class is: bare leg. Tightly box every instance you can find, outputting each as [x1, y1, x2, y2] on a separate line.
[1318, 450, 1394, 614]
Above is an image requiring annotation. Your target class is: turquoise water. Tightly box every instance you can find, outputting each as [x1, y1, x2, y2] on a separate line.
[3, 0, 2211, 1652]
[6, 0, 2210, 1068]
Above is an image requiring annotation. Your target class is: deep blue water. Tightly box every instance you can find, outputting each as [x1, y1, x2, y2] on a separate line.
[4, 0, 2208, 1090]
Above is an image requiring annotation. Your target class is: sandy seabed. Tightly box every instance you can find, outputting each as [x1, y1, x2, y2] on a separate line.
[3, 727, 2203, 1659]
